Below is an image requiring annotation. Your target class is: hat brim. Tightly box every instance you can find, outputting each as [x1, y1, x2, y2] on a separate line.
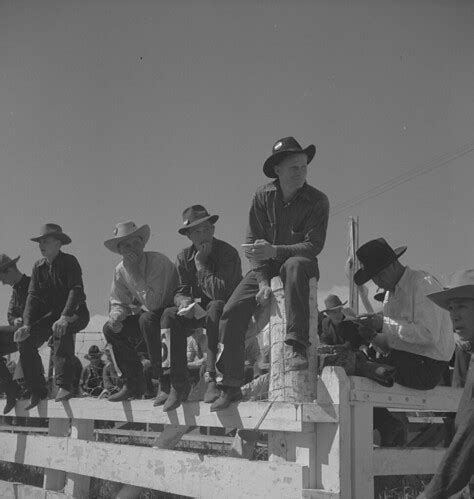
[104, 224, 151, 254]
[31, 233, 71, 245]
[427, 285, 474, 311]
[321, 300, 348, 313]
[263, 144, 316, 178]
[178, 215, 219, 235]
[0, 256, 20, 273]
[354, 246, 407, 286]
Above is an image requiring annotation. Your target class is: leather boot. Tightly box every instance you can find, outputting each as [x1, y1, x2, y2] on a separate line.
[25, 387, 48, 411]
[203, 372, 220, 403]
[3, 381, 20, 415]
[153, 375, 170, 407]
[210, 386, 242, 412]
[162, 382, 191, 412]
[55, 387, 73, 402]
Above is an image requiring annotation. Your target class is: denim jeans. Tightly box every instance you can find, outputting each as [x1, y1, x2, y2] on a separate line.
[217, 256, 318, 387]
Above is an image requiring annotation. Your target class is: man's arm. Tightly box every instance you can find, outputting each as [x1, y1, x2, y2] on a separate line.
[61, 256, 86, 318]
[109, 270, 134, 323]
[23, 265, 43, 326]
[7, 290, 20, 326]
[174, 253, 194, 308]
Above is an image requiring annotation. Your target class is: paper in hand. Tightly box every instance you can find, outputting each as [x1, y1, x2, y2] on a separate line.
[177, 302, 207, 320]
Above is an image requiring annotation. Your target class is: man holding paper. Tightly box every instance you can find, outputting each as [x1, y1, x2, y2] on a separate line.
[158, 205, 242, 411]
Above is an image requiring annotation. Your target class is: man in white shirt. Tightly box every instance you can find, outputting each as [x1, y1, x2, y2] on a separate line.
[103, 221, 178, 402]
[354, 238, 454, 445]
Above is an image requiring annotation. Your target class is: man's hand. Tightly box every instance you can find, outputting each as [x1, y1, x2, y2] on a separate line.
[122, 252, 142, 278]
[52, 315, 69, 336]
[14, 325, 31, 342]
[194, 241, 212, 269]
[454, 332, 472, 352]
[13, 317, 23, 328]
[256, 285, 272, 306]
[107, 320, 123, 334]
[249, 240, 277, 262]
[178, 297, 195, 319]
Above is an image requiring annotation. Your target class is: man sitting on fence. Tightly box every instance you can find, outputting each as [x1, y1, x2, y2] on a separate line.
[15, 223, 90, 409]
[353, 238, 454, 445]
[212, 136, 330, 411]
[0, 253, 30, 414]
[418, 270, 474, 499]
[103, 221, 178, 402]
[158, 205, 242, 411]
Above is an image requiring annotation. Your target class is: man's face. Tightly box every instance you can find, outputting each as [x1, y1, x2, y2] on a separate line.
[327, 308, 344, 324]
[371, 263, 398, 291]
[0, 268, 14, 286]
[187, 221, 215, 248]
[448, 298, 474, 341]
[38, 236, 62, 260]
[274, 152, 308, 189]
[117, 236, 145, 258]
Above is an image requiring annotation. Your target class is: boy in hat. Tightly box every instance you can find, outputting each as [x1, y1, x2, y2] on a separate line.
[213, 136, 329, 411]
[0, 254, 30, 414]
[418, 270, 474, 498]
[320, 294, 354, 345]
[103, 221, 178, 402]
[353, 238, 454, 445]
[80, 345, 105, 397]
[15, 223, 90, 409]
[158, 205, 242, 411]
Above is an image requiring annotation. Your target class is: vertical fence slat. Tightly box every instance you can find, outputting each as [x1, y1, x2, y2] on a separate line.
[65, 418, 94, 497]
[43, 418, 70, 492]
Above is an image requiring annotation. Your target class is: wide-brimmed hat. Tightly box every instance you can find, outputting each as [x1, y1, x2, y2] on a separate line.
[322, 294, 348, 313]
[178, 205, 219, 235]
[104, 221, 151, 254]
[427, 270, 474, 311]
[30, 223, 72, 245]
[263, 136, 316, 178]
[0, 254, 20, 273]
[84, 345, 104, 360]
[354, 238, 407, 286]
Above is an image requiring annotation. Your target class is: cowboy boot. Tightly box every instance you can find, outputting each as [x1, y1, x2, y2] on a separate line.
[162, 381, 191, 412]
[3, 381, 20, 415]
[153, 375, 170, 407]
[203, 372, 220, 403]
[25, 387, 48, 411]
[108, 376, 145, 402]
[210, 386, 242, 412]
[286, 344, 309, 371]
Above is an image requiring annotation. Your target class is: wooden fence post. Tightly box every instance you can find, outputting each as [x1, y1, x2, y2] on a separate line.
[351, 402, 374, 498]
[43, 418, 70, 491]
[65, 418, 94, 497]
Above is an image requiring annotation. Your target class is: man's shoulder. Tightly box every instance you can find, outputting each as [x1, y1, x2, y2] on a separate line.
[403, 267, 443, 293]
[176, 245, 194, 263]
[254, 181, 278, 196]
[58, 252, 81, 266]
[301, 183, 329, 204]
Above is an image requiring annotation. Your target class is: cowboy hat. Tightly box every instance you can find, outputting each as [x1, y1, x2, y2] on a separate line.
[84, 345, 104, 361]
[0, 254, 20, 273]
[263, 136, 316, 178]
[178, 205, 219, 235]
[321, 294, 348, 313]
[30, 223, 72, 245]
[354, 238, 407, 286]
[104, 221, 151, 254]
[427, 270, 474, 311]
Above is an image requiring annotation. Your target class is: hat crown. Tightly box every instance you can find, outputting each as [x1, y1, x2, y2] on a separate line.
[324, 294, 344, 310]
[181, 205, 211, 227]
[272, 136, 303, 154]
[448, 269, 474, 289]
[38, 223, 65, 238]
[357, 238, 396, 271]
[112, 221, 139, 239]
[88, 345, 101, 355]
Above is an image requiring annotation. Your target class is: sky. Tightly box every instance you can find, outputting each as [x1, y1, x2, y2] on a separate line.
[1, 0, 473, 321]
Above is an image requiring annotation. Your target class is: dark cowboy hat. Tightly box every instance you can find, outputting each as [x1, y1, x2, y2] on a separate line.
[263, 136, 316, 178]
[104, 221, 151, 254]
[354, 238, 407, 286]
[30, 223, 72, 245]
[321, 294, 348, 313]
[178, 205, 219, 235]
[427, 269, 474, 311]
[84, 345, 104, 360]
[0, 254, 20, 273]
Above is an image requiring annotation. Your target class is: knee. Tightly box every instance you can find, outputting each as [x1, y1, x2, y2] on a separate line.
[160, 307, 178, 328]
[138, 311, 160, 328]
[280, 256, 309, 279]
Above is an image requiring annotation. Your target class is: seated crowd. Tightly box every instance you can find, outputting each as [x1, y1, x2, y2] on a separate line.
[0, 136, 472, 497]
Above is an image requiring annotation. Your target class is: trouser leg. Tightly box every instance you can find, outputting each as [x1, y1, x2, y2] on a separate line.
[138, 309, 164, 379]
[279, 256, 318, 348]
[217, 272, 259, 387]
[204, 300, 225, 373]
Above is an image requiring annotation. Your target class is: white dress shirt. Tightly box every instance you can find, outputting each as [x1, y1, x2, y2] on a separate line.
[382, 266, 455, 361]
[109, 251, 178, 323]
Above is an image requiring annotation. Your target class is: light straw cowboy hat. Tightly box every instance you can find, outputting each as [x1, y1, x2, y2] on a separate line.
[427, 270, 474, 311]
[104, 221, 150, 254]
[30, 223, 72, 245]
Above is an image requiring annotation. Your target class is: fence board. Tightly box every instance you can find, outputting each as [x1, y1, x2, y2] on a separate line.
[373, 448, 445, 476]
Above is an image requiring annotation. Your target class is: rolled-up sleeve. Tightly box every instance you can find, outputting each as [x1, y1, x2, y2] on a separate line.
[62, 256, 86, 317]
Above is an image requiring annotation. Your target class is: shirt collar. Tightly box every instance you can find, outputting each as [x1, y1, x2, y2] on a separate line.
[395, 266, 412, 292]
[264, 179, 312, 201]
[38, 250, 64, 268]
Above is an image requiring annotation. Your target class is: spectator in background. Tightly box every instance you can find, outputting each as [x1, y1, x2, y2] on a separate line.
[80, 345, 105, 397]
[0, 253, 30, 414]
[320, 294, 354, 345]
[102, 348, 123, 397]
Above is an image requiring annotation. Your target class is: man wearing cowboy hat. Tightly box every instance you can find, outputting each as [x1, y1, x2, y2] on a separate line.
[158, 205, 242, 411]
[353, 238, 454, 446]
[212, 136, 329, 411]
[80, 345, 105, 397]
[320, 294, 355, 345]
[103, 221, 178, 402]
[417, 270, 474, 499]
[0, 254, 30, 414]
[15, 223, 90, 409]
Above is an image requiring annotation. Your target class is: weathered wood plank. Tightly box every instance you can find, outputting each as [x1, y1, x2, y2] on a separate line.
[43, 419, 69, 492]
[302, 490, 340, 499]
[0, 434, 306, 499]
[373, 448, 445, 476]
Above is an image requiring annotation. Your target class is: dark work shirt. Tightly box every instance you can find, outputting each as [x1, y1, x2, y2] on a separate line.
[174, 238, 242, 305]
[245, 180, 329, 282]
[23, 251, 88, 325]
[7, 274, 31, 326]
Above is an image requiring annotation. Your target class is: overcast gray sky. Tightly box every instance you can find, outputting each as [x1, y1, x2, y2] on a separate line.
[1, 0, 473, 319]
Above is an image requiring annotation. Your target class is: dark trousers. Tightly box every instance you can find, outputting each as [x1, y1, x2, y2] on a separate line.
[103, 309, 164, 385]
[217, 256, 318, 387]
[374, 349, 448, 442]
[0, 326, 18, 392]
[19, 311, 90, 393]
[162, 300, 224, 383]
[423, 399, 474, 498]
